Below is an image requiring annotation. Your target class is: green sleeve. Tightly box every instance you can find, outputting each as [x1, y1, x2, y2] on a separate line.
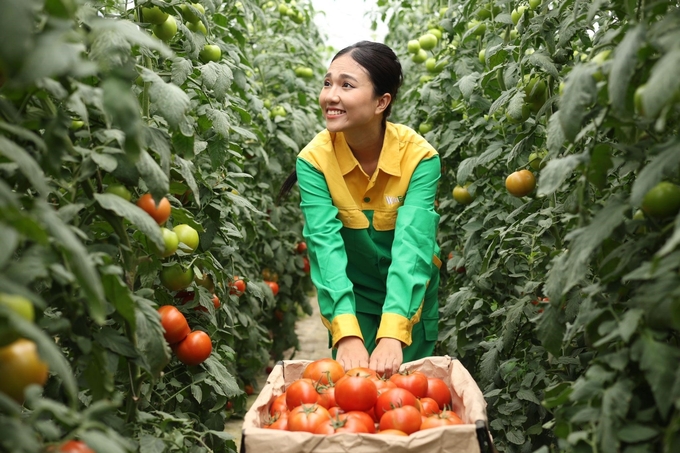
[377, 155, 441, 345]
[296, 158, 363, 347]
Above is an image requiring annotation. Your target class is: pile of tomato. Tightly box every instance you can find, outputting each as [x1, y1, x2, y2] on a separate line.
[261, 358, 465, 435]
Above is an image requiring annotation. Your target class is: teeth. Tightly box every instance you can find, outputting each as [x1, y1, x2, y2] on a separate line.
[327, 109, 344, 115]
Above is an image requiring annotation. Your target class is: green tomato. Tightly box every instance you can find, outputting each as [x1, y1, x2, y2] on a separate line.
[467, 20, 486, 36]
[529, 0, 542, 9]
[294, 66, 314, 78]
[478, 49, 486, 65]
[407, 39, 421, 54]
[278, 3, 289, 15]
[528, 150, 547, 170]
[641, 181, 680, 218]
[142, 6, 169, 25]
[152, 15, 177, 41]
[418, 33, 438, 51]
[419, 75, 433, 84]
[411, 49, 428, 64]
[186, 20, 207, 34]
[418, 122, 433, 134]
[270, 105, 287, 118]
[173, 224, 200, 253]
[425, 58, 445, 74]
[505, 103, 531, 123]
[155, 227, 179, 257]
[160, 264, 194, 292]
[0, 294, 35, 346]
[263, 99, 272, 109]
[452, 183, 475, 205]
[524, 76, 547, 101]
[199, 44, 221, 63]
[427, 28, 443, 40]
[511, 6, 527, 25]
[70, 119, 84, 130]
[634, 84, 646, 116]
[105, 184, 132, 201]
[180, 3, 205, 23]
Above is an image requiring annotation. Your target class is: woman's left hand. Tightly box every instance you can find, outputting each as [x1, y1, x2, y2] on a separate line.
[369, 338, 403, 377]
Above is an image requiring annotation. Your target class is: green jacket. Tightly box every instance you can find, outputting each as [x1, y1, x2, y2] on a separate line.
[297, 122, 441, 349]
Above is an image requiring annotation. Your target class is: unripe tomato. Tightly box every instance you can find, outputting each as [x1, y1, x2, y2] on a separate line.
[418, 33, 438, 50]
[157, 305, 190, 345]
[0, 293, 35, 346]
[137, 194, 171, 225]
[452, 183, 474, 205]
[104, 184, 131, 201]
[173, 224, 200, 253]
[180, 3, 204, 23]
[160, 263, 194, 292]
[152, 15, 178, 42]
[142, 6, 169, 24]
[407, 39, 420, 54]
[199, 44, 222, 63]
[411, 49, 428, 64]
[418, 122, 433, 134]
[174, 330, 212, 366]
[154, 227, 179, 258]
[641, 181, 680, 218]
[505, 169, 536, 197]
[0, 339, 49, 402]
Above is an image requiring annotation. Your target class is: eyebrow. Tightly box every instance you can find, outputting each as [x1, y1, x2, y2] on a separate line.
[324, 72, 360, 83]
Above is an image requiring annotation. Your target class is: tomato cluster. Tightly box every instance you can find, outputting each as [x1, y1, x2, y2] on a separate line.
[261, 358, 464, 436]
[157, 305, 212, 366]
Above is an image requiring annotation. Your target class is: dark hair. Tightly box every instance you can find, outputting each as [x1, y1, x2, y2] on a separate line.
[277, 41, 403, 202]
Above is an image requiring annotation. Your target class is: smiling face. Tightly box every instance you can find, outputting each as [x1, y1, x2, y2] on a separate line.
[319, 53, 391, 134]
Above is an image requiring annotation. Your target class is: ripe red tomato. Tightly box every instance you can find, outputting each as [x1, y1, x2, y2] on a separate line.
[244, 384, 254, 395]
[296, 241, 307, 253]
[335, 374, 378, 412]
[440, 409, 464, 423]
[270, 393, 288, 416]
[285, 378, 320, 409]
[374, 376, 398, 393]
[376, 428, 408, 436]
[229, 276, 246, 296]
[345, 366, 379, 379]
[157, 305, 190, 345]
[389, 370, 429, 398]
[265, 280, 279, 296]
[288, 404, 330, 433]
[426, 377, 452, 410]
[378, 404, 422, 434]
[0, 339, 49, 402]
[374, 387, 419, 418]
[419, 397, 441, 416]
[421, 410, 464, 429]
[136, 193, 171, 225]
[342, 410, 377, 433]
[314, 415, 369, 434]
[301, 256, 310, 274]
[58, 440, 94, 453]
[302, 358, 345, 386]
[174, 330, 212, 366]
[263, 412, 288, 430]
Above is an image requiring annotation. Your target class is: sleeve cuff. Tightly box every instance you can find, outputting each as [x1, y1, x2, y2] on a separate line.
[376, 312, 420, 347]
[321, 313, 364, 348]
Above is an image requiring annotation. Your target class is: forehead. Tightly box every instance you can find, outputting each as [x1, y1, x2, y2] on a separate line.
[326, 54, 370, 80]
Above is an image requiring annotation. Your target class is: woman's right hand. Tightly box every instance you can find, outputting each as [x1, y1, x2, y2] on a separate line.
[335, 336, 369, 371]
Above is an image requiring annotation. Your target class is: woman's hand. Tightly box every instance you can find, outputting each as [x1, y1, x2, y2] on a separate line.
[369, 337, 403, 377]
[335, 336, 369, 371]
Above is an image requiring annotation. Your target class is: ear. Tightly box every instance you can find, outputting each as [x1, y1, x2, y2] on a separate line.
[375, 93, 392, 115]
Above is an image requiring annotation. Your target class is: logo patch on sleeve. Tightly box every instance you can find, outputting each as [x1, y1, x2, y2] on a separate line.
[385, 195, 404, 205]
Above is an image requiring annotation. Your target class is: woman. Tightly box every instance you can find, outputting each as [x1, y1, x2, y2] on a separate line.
[282, 41, 441, 377]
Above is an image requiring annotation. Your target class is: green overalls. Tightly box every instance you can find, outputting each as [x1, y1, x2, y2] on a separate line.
[296, 122, 441, 362]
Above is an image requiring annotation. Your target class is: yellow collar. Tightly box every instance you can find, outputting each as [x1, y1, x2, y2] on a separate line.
[333, 123, 402, 177]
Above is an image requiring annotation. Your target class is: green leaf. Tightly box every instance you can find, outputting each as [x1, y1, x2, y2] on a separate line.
[174, 157, 201, 208]
[0, 0, 41, 72]
[528, 52, 560, 79]
[0, 136, 51, 196]
[537, 153, 587, 196]
[641, 49, 680, 119]
[94, 193, 165, 251]
[102, 78, 142, 159]
[617, 424, 659, 443]
[517, 388, 542, 405]
[102, 273, 136, 328]
[202, 356, 243, 398]
[546, 111, 566, 153]
[276, 130, 300, 153]
[136, 150, 169, 203]
[142, 69, 191, 129]
[37, 201, 106, 324]
[558, 64, 598, 142]
[134, 296, 170, 377]
[89, 18, 173, 58]
[208, 108, 231, 137]
[608, 25, 645, 115]
[459, 72, 480, 99]
[600, 379, 634, 453]
[635, 335, 680, 418]
[17, 31, 96, 84]
[93, 327, 138, 358]
[629, 139, 680, 206]
[536, 305, 564, 356]
[80, 429, 133, 453]
[200, 62, 233, 101]
[170, 57, 194, 87]
[587, 144, 613, 190]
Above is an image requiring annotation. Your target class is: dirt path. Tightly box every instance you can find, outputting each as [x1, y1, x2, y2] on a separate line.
[223, 295, 331, 450]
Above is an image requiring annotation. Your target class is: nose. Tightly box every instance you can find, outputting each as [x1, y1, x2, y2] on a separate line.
[325, 85, 340, 104]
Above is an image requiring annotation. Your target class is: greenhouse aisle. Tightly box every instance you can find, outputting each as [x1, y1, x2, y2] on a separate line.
[223, 295, 332, 450]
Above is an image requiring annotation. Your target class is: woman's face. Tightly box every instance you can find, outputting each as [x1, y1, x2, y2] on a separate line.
[319, 54, 388, 134]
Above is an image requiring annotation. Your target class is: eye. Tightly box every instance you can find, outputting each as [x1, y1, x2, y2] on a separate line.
[342, 82, 354, 88]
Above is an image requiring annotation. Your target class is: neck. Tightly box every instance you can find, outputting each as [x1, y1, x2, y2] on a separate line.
[344, 121, 386, 163]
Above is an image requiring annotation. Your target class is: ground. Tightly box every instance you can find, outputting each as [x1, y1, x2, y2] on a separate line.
[223, 295, 331, 450]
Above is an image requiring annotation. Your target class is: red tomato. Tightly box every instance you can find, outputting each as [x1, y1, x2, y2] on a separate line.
[58, 440, 94, 453]
[440, 409, 464, 424]
[335, 374, 378, 412]
[314, 415, 369, 434]
[327, 406, 343, 417]
[270, 393, 288, 416]
[419, 397, 441, 416]
[374, 377, 398, 393]
[376, 429, 408, 436]
[136, 193, 171, 225]
[389, 370, 429, 398]
[316, 385, 336, 409]
[265, 280, 279, 296]
[285, 378, 320, 409]
[345, 366, 379, 379]
[426, 377, 453, 410]
[288, 404, 330, 433]
[296, 241, 307, 254]
[229, 276, 246, 296]
[174, 330, 212, 366]
[302, 358, 345, 386]
[263, 412, 288, 430]
[157, 305, 190, 345]
[342, 410, 377, 433]
[420, 411, 464, 429]
[301, 257, 310, 274]
[374, 387, 419, 418]
[379, 405, 422, 434]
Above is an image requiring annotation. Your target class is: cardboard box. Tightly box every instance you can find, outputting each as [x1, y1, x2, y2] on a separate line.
[241, 356, 495, 453]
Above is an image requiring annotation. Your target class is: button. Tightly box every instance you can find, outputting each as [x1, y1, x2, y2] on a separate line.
[363, 197, 370, 203]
